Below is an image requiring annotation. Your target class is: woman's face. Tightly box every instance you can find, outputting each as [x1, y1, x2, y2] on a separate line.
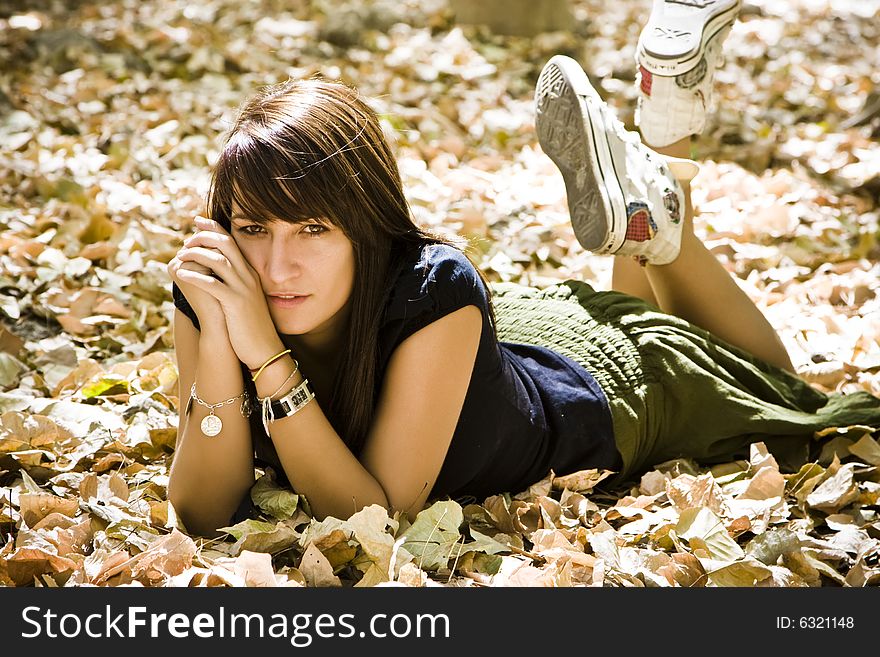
[229, 203, 356, 343]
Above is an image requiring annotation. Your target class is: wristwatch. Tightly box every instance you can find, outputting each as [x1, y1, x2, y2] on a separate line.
[270, 378, 316, 417]
[260, 377, 316, 436]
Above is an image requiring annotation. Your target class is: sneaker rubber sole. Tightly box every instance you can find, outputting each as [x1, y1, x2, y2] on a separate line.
[535, 55, 626, 254]
[638, 0, 741, 76]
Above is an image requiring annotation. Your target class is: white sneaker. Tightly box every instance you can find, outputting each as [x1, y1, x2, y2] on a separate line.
[535, 55, 687, 266]
[635, 0, 741, 148]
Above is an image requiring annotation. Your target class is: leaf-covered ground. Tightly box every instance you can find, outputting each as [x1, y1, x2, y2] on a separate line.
[1, 0, 879, 588]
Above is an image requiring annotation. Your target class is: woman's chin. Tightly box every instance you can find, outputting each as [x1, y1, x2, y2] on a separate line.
[275, 322, 311, 336]
[269, 314, 312, 336]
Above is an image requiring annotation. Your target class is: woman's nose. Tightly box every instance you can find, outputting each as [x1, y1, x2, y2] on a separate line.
[264, 237, 302, 284]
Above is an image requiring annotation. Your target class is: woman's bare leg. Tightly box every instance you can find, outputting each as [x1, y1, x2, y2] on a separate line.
[611, 254, 658, 306]
[610, 138, 692, 305]
[639, 137, 795, 372]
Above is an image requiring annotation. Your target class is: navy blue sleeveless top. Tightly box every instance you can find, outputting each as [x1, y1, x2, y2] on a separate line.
[378, 242, 619, 503]
[172, 241, 620, 509]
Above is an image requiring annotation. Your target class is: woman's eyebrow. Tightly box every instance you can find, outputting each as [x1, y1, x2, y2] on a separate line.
[230, 213, 312, 225]
[229, 213, 270, 223]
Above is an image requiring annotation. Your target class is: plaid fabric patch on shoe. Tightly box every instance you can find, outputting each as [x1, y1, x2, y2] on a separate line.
[640, 65, 653, 97]
[625, 202, 657, 242]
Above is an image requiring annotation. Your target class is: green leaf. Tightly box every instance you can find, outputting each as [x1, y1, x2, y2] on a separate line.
[219, 518, 279, 542]
[80, 375, 129, 399]
[469, 552, 503, 576]
[250, 474, 299, 520]
[463, 527, 511, 556]
[400, 500, 464, 572]
[105, 518, 160, 551]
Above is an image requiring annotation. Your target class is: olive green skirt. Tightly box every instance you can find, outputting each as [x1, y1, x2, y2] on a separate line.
[488, 279, 880, 482]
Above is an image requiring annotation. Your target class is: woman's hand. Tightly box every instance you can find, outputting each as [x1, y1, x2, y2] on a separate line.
[171, 216, 285, 368]
[168, 218, 227, 337]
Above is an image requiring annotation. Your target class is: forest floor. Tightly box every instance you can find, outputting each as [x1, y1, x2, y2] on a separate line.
[1, 0, 879, 587]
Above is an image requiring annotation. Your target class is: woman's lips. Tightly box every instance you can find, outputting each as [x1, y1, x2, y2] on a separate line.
[268, 295, 310, 308]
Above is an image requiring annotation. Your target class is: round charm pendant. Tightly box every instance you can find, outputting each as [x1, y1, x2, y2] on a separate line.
[200, 414, 222, 437]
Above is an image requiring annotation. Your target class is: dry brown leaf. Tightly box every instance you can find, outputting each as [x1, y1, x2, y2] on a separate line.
[312, 528, 358, 568]
[0, 538, 17, 586]
[657, 552, 707, 587]
[78, 472, 129, 503]
[128, 529, 198, 585]
[6, 543, 80, 586]
[92, 453, 127, 472]
[233, 550, 279, 587]
[806, 463, 860, 511]
[1, 411, 72, 449]
[551, 468, 614, 493]
[18, 492, 79, 527]
[848, 433, 880, 465]
[396, 561, 429, 587]
[299, 542, 343, 588]
[705, 557, 775, 587]
[32, 514, 93, 556]
[737, 466, 786, 500]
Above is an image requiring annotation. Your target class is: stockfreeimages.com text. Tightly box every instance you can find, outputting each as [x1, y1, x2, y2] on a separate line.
[21, 605, 450, 646]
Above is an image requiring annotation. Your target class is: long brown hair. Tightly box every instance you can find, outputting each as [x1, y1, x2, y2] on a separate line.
[207, 77, 497, 455]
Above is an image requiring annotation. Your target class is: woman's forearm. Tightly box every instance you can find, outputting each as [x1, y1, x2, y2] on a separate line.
[167, 330, 256, 536]
[252, 357, 390, 521]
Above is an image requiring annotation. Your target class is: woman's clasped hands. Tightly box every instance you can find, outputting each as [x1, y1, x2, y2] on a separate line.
[168, 216, 284, 369]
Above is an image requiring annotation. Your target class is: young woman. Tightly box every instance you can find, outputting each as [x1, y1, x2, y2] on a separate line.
[166, 0, 880, 537]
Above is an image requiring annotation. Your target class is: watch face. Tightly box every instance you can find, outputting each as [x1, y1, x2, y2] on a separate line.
[275, 382, 314, 415]
[201, 414, 222, 437]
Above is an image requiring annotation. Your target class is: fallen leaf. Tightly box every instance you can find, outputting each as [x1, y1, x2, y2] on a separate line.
[299, 542, 342, 587]
[233, 550, 279, 587]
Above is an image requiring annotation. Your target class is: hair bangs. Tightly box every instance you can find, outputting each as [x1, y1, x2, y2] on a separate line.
[211, 131, 343, 228]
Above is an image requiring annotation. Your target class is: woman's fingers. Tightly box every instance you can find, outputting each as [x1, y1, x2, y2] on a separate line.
[174, 264, 224, 294]
[182, 225, 254, 288]
[176, 246, 234, 281]
[177, 259, 214, 277]
[169, 257, 214, 284]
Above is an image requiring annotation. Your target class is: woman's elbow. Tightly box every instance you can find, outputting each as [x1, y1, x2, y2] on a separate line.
[167, 489, 234, 538]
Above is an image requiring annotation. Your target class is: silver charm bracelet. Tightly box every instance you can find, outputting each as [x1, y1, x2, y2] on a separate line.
[188, 382, 251, 437]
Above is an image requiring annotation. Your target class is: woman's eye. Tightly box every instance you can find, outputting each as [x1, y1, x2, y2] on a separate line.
[303, 224, 328, 235]
[237, 225, 265, 236]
